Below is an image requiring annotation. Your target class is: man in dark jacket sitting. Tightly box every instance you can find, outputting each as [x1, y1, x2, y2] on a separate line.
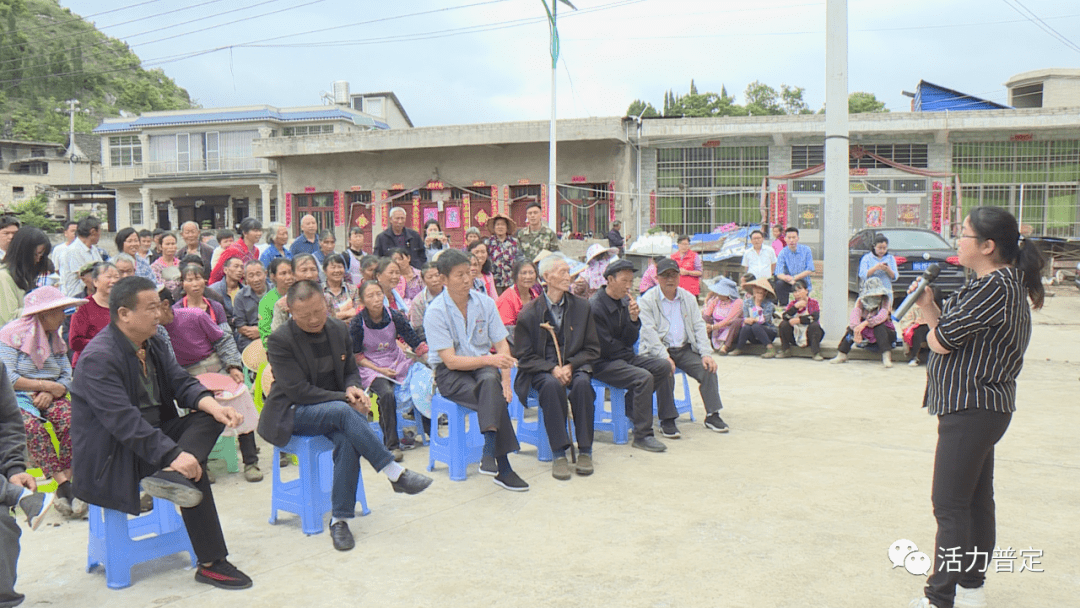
[513, 254, 600, 481]
[70, 276, 253, 590]
[259, 280, 432, 553]
[373, 207, 425, 269]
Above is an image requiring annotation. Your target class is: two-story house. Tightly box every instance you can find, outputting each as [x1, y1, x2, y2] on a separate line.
[94, 103, 392, 233]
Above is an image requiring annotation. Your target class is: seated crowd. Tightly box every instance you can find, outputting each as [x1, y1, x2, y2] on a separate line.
[0, 205, 922, 602]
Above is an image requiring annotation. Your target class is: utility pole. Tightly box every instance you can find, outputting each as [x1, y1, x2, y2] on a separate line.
[821, 0, 850, 340]
[543, 0, 576, 233]
[59, 99, 80, 182]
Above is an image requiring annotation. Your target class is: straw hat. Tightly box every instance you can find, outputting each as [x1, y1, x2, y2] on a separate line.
[260, 364, 275, 397]
[707, 277, 739, 300]
[20, 286, 86, 317]
[585, 243, 618, 265]
[485, 213, 517, 235]
[746, 277, 775, 298]
[241, 340, 268, 371]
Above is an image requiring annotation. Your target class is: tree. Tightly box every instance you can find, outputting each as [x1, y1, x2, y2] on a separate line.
[626, 99, 660, 118]
[781, 85, 811, 115]
[849, 92, 888, 114]
[10, 194, 61, 232]
[743, 81, 784, 115]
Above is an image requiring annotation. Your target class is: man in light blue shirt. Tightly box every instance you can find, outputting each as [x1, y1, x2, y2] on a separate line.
[858, 233, 899, 295]
[774, 227, 815, 307]
[423, 249, 527, 492]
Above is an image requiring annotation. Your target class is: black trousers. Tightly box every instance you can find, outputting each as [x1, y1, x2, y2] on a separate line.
[836, 325, 896, 354]
[909, 324, 931, 364]
[531, 370, 595, 452]
[778, 319, 824, 355]
[668, 345, 722, 414]
[435, 365, 520, 457]
[593, 355, 676, 440]
[369, 377, 399, 449]
[136, 411, 228, 564]
[925, 408, 1012, 607]
[775, 280, 794, 307]
[736, 323, 777, 348]
[237, 432, 258, 465]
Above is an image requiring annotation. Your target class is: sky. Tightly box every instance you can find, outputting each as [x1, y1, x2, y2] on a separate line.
[60, 0, 1080, 126]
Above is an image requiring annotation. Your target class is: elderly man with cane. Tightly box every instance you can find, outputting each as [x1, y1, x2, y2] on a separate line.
[513, 254, 600, 480]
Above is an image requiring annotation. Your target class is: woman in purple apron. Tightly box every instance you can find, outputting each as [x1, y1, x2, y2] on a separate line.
[349, 280, 428, 459]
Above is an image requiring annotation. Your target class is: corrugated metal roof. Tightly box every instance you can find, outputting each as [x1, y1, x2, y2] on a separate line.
[93, 107, 390, 133]
[914, 81, 1011, 112]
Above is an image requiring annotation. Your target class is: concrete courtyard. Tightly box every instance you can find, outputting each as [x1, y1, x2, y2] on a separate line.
[13, 288, 1080, 608]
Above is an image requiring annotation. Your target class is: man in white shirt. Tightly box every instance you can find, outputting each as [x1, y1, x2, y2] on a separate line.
[49, 220, 78, 267]
[638, 259, 729, 433]
[58, 216, 103, 297]
[740, 229, 776, 281]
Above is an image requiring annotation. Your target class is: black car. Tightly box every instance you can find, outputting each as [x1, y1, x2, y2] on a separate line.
[848, 228, 967, 305]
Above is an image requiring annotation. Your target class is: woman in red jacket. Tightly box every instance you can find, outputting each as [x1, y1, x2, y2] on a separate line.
[68, 262, 118, 366]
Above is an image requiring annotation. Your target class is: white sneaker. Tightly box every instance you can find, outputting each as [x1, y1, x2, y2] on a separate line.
[908, 359, 919, 367]
[882, 351, 893, 368]
[829, 353, 847, 364]
[954, 584, 987, 608]
[908, 599, 938, 608]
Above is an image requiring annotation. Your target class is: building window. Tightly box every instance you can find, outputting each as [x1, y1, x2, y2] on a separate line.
[130, 202, 143, 226]
[14, 162, 47, 175]
[557, 184, 609, 236]
[291, 193, 334, 236]
[281, 124, 334, 137]
[656, 146, 769, 234]
[109, 135, 142, 167]
[364, 97, 384, 117]
[790, 144, 929, 170]
[953, 139, 1080, 237]
[348, 191, 372, 205]
[269, 199, 278, 223]
[11, 186, 24, 200]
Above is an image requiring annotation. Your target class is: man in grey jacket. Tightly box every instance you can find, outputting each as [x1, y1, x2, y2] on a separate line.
[0, 362, 57, 607]
[638, 259, 729, 433]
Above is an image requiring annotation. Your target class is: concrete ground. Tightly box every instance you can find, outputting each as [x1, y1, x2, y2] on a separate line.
[14, 288, 1080, 608]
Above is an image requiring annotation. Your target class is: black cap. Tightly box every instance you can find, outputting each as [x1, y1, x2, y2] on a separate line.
[603, 259, 636, 278]
[655, 258, 680, 275]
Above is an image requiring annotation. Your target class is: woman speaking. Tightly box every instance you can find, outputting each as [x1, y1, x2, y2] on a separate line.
[910, 207, 1045, 608]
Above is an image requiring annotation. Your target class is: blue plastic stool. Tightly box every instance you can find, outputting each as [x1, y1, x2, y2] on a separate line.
[653, 370, 697, 421]
[591, 379, 632, 445]
[269, 434, 371, 536]
[86, 497, 197, 589]
[426, 394, 485, 481]
[370, 410, 427, 447]
[510, 388, 554, 462]
[208, 434, 240, 473]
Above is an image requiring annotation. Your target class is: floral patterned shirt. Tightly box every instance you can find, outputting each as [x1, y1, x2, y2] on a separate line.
[486, 236, 520, 289]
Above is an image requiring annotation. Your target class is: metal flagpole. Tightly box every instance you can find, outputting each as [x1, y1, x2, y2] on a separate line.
[544, 0, 576, 233]
[821, 0, 850, 340]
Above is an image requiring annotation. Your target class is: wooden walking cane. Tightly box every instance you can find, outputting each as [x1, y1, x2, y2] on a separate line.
[539, 322, 575, 463]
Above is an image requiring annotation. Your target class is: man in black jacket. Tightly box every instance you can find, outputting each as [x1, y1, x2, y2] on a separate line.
[589, 260, 674, 453]
[513, 254, 600, 480]
[373, 207, 425, 269]
[71, 276, 252, 590]
[259, 280, 432, 552]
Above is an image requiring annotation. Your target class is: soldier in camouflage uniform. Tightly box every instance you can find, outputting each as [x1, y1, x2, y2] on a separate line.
[516, 201, 560, 262]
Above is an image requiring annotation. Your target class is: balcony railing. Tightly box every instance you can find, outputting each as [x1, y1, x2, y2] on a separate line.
[101, 157, 276, 182]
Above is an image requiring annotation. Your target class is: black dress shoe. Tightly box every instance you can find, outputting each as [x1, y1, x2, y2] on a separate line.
[330, 521, 355, 551]
[632, 436, 667, 452]
[390, 470, 433, 495]
[142, 470, 203, 508]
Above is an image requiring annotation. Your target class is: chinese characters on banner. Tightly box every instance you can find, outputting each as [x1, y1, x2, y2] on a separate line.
[931, 181, 944, 233]
[866, 205, 884, 228]
[491, 185, 499, 217]
[776, 184, 788, 229]
[284, 193, 292, 227]
[649, 190, 656, 227]
[540, 184, 548, 221]
[380, 191, 389, 229]
[332, 191, 343, 226]
[608, 180, 616, 224]
[423, 207, 439, 224]
[411, 192, 420, 231]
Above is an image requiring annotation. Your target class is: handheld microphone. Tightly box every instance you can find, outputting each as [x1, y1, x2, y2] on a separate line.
[894, 263, 940, 320]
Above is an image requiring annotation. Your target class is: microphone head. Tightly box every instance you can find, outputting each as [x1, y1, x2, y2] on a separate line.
[925, 263, 941, 280]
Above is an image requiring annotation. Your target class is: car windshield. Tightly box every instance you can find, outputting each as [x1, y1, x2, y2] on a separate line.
[877, 231, 951, 250]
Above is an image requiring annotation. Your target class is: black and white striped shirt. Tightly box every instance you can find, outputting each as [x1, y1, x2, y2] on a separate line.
[923, 267, 1031, 416]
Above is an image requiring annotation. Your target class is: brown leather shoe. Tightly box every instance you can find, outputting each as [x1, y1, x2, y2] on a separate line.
[552, 457, 571, 480]
[575, 453, 594, 476]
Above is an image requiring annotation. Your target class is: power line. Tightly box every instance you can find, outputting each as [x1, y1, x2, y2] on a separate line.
[1000, 0, 1080, 54]
[0, 0, 167, 37]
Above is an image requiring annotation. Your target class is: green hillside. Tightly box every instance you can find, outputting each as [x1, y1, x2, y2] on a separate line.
[0, 0, 194, 143]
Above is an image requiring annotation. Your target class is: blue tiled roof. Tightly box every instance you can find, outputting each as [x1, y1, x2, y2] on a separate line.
[913, 81, 1011, 112]
[93, 107, 390, 133]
